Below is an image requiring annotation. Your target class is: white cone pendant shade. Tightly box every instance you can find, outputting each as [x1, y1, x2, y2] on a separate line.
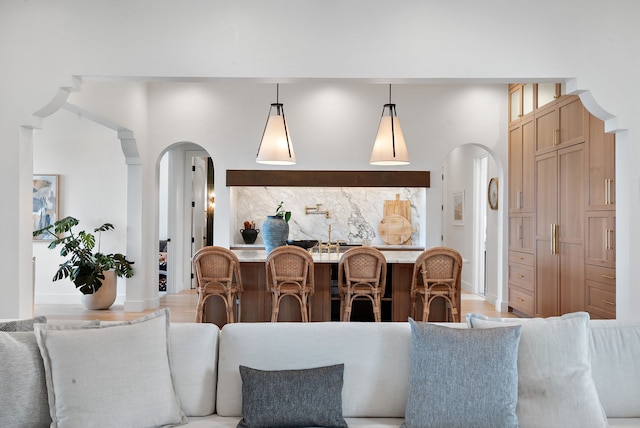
[257, 84, 296, 165]
[370, 103, 410, 165]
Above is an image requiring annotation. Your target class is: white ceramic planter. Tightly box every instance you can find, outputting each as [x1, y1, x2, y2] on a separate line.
[81, 270, 117, 310]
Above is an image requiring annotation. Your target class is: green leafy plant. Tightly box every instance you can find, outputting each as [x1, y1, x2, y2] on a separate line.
[275, 201, 291, 223]
[33, 216, 135, 294]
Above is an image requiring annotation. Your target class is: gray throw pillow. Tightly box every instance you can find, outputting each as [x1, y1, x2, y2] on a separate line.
[0, 331, 51, 428]
[402, 319, 521, 428]
[0, 316, 47, 332]
[238, 364, 348, 428]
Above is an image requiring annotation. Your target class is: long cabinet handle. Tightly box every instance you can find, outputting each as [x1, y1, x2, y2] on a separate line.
[600, 274, 616, 280]
[550, 223, 559, 255]
[516, 191, 522, 210]
[553, 129, 560, 146]
[602, 299, 616, 306]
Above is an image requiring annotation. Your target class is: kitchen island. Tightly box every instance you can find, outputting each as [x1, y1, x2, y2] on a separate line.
[202, 249, 459, 325]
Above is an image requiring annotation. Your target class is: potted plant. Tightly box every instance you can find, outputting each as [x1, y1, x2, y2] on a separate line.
[33, 216, 135, 309]
[262, 201, 291, 253]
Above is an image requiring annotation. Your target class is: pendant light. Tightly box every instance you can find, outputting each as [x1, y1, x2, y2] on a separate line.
[370, 84, 410, 165]
[256, 84, 296, 165]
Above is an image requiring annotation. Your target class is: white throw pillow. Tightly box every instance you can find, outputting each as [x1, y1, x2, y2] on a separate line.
[34, 309, 187, 428]
[466, 312, 608, 428]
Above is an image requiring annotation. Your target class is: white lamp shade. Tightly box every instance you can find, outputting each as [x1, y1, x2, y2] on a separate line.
[370, 115, 410, 165]
[256, 114, 296, 165]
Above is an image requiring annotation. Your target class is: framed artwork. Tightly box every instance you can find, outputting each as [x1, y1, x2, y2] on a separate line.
[33, 174, 59, 240]
[453, 190, 464, 226]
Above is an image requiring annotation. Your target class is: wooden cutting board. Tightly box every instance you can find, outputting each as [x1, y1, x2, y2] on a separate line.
[383, 194, 411, 222]
[378, 214, 412, 245]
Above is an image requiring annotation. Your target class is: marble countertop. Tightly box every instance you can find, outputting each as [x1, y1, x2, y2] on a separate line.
[233, 249, 424, 264]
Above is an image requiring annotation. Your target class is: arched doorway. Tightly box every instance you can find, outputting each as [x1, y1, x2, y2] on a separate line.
[158, 143, 213, 294]
[442, 144, 504, 309]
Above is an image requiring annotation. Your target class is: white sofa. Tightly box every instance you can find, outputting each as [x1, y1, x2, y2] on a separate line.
[174, 319, 640, 428]
[2, 314, 640, 427]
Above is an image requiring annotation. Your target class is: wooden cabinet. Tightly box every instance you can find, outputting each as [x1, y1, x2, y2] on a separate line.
[508, 251, 534, 316]
[509, 117, 535, 213]
[509, 84, 535, 122]
[535, 96, 588, 155]
[508, 215, 534, 253]
[534, 143, 586, 317]
[585, 265, 616, 319]
[587, 113, 615, 210]
[585, 212, 616, 268]
[508, 87, 615, 319]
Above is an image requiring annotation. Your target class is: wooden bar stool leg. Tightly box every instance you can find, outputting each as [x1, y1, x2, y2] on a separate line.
[271, 293, 279, 322]
[301, 297, 308, 322]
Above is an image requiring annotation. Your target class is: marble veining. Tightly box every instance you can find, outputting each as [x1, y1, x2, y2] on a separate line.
[232, 186, 425, 246]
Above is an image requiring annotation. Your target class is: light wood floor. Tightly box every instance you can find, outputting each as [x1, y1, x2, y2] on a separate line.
[34, 290, 517, 323]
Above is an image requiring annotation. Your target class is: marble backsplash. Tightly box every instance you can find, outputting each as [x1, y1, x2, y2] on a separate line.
[231, 187, 425, 246]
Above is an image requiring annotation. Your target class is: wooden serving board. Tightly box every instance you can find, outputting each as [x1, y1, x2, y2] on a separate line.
[378, 214, 412, 245]
[383, 194, 411, 222]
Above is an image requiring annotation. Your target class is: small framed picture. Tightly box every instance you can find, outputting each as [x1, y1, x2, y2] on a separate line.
[453, 190, 464, 226]
[33, 174, 59, 240]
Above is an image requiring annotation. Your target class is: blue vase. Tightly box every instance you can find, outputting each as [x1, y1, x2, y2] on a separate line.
[262, 215, 289, 253]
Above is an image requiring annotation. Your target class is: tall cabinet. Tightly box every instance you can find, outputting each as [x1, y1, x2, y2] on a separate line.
[508, 84, 616, 319]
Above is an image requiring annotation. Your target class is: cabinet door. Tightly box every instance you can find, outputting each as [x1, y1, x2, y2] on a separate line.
[585, 212, 616, 268]
[508, 124, 523, 212]
[535, 152, 559, 317]
[558, 144, 586, 314]
[509, 118, 534, 212]
[558, 97, 587, 149]
[587, 113, 615, 209]
[535, 104, 558, 155]
[509, 214, 534, 253]
[535, 96, 586, 155]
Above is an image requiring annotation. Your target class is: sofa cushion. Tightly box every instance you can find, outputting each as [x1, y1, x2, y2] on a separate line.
[217, 322, 411, 418]
[0, 316, 46, 331]
[467, 312, 608, 428]
[402, 319, 521, 428]
[237, 364, 348, 428]
[0, 331, 51, 428]
[169, 322, 219, 417]
[589, 319, 640, 418]
[34, 309, 188, 428]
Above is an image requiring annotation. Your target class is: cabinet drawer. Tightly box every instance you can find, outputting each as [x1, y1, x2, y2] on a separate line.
[586, 281, 616, 318]
[585, 265, 616, 286]
[508, 263, 534, 292]
[509, 286, 534, 316]
[508, 251, 534, 266]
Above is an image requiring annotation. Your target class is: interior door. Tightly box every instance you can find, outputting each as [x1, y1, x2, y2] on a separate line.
[190, 156, 208, 289]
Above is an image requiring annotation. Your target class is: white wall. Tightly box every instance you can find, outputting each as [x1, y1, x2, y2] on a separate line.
[32, 109, 128, 304]
[1, 0, 639, 319]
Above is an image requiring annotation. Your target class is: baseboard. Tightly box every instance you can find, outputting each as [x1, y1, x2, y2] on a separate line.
[124, 296, 160, 312]
[34, 293, 126, 306]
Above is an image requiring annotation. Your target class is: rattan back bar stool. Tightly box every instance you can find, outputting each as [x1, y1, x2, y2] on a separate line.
[265, 245, 315, 322]
[338, 246, 387, 322]
[192, 246, 243, 324]
[410, 246, 462, 322]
